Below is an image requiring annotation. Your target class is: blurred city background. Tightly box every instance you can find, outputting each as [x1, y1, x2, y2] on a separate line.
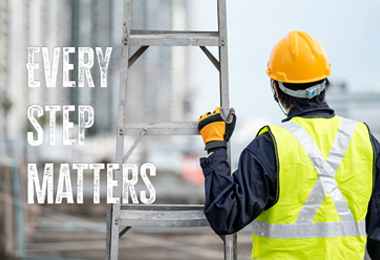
[0, 0, 379, 259]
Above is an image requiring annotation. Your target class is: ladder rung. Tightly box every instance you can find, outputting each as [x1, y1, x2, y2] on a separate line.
[123, 122, 199, 135]
[119, 204, 209, 228]
[129, 30, 220, 46]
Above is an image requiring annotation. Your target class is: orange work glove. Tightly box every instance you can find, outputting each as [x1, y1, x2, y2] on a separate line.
[197, 107, 236, 151]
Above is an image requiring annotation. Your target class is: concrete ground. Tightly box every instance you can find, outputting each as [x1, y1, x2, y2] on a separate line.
[26, 225, 252, 260]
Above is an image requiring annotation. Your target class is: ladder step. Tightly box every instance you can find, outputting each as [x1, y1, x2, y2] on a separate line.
[123, 122, 199, 135]
[129, 30, 220, 46]
[120, 204, 209, 228]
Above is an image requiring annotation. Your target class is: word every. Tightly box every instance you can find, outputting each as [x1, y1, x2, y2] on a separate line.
[26, 47, 112, 88]
[27, 105, 94, 146]
[27, 163, 156, 204]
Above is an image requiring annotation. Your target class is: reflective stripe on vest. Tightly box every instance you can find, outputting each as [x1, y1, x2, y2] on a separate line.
[252, 117, 364, 239]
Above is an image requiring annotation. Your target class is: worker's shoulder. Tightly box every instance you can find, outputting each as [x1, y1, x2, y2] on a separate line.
[245, 130, 274, 155]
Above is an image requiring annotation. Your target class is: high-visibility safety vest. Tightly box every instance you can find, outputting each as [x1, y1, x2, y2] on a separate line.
[252, 115, 374, 260]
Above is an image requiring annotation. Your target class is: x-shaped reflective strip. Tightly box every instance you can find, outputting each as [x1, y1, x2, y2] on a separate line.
[281, 118, 356, 223]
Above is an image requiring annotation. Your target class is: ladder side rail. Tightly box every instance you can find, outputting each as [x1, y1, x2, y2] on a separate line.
[106, 0, 133, 259]
[217, 0, 237, 259]
[217, 0, 230, 109]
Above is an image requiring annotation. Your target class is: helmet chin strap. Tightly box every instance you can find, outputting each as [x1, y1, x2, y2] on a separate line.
[271, 79, 288, 116]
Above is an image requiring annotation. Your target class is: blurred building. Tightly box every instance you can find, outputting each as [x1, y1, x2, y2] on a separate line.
[2, 0, 70, 147]
[68, 0, 117, 133]
[2, 0, 194, 163]
[327, 82, 380, 139]
[0, 0, 9, 148]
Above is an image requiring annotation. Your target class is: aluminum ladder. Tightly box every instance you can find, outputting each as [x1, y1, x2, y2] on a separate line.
[106, 0, 237, 259]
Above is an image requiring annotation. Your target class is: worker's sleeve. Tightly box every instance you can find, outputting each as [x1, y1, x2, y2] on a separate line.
[366, 134, 380, 259]
[199, 133, 277, 235]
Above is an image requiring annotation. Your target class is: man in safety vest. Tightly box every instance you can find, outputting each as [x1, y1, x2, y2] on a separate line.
[197, 30, 380, 259]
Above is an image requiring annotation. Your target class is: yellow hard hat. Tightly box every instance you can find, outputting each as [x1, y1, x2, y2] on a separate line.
[267, 30, 331, 84]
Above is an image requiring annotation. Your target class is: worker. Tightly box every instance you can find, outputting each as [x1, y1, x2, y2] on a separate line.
[197, 30, 380, 259]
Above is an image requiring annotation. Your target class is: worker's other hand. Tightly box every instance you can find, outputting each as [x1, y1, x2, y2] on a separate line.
[197, 107, 236, 151]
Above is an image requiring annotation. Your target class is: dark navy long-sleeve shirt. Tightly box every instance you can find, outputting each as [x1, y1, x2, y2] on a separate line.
[200, 102, 380, 259]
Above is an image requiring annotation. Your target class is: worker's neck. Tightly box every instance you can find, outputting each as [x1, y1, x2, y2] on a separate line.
[280, 101, 293, 114]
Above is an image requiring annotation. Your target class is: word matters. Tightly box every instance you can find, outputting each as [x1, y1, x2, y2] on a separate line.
[28, 163, 156, 204]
